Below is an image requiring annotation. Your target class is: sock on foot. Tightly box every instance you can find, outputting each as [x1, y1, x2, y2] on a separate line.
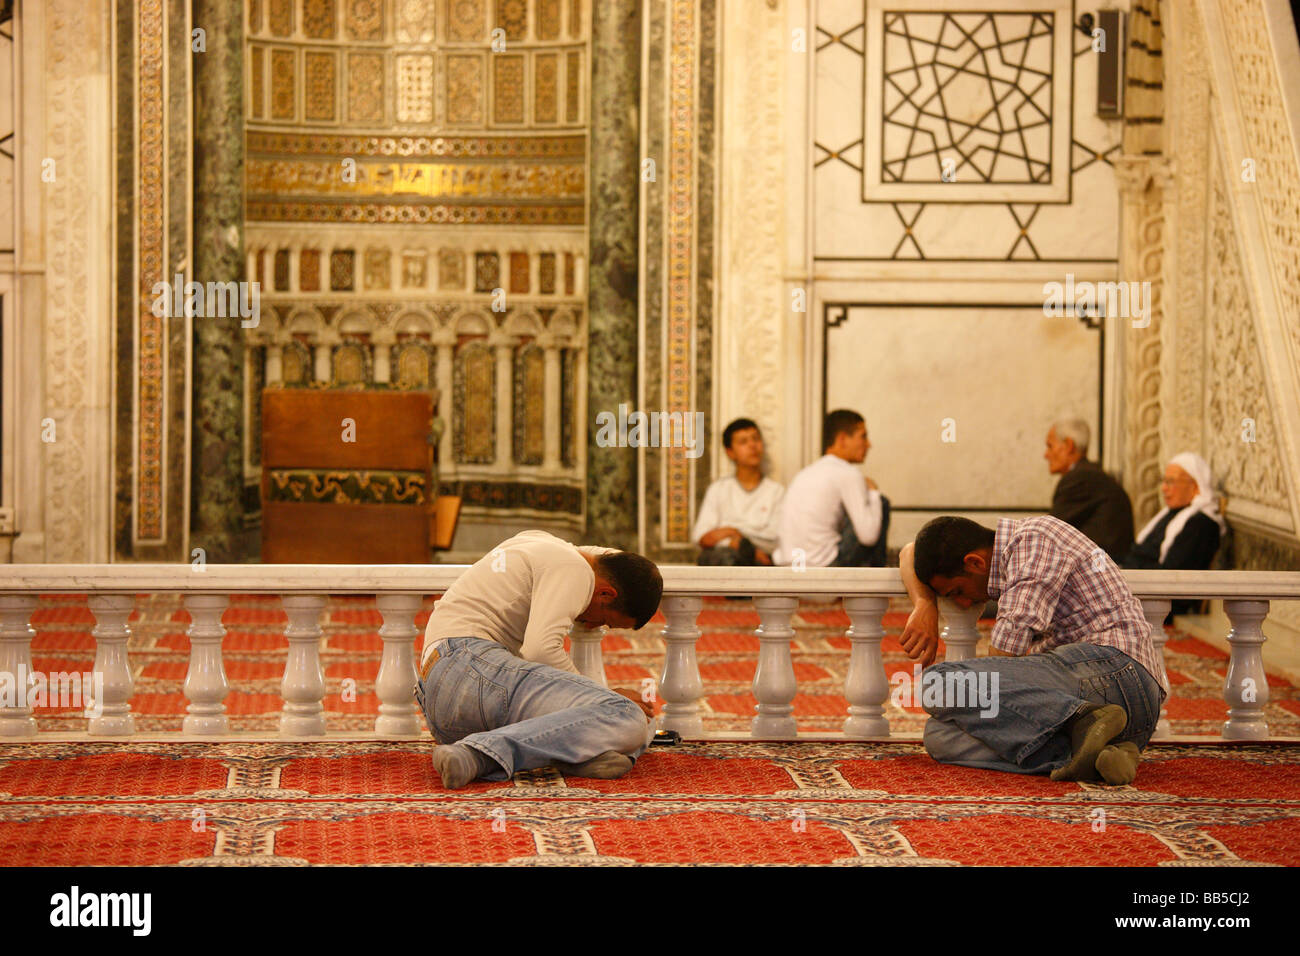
[1049, 704, 1128, 782]
[431, 743, 497, 789]
[1095, 741, 1141, 785]
[553, 751, 634, 780]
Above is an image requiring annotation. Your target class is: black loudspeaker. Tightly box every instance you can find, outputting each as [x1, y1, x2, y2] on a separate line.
[1096, 9, 1126, 118]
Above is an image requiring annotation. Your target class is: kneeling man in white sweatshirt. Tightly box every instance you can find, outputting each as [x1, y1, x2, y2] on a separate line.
[415, 530, 663, 789]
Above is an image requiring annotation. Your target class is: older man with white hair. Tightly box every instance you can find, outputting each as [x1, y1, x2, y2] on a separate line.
[1045, 417, 1134, 561]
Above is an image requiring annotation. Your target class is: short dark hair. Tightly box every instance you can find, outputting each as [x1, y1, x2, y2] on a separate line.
[722, 417, 760, 449]
[596, 552, 664, 629]
[823, 409, 865, 451]
[913, 516, 995, 586]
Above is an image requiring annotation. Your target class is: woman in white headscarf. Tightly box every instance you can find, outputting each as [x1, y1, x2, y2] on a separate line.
[1123, 452, 1226, 572]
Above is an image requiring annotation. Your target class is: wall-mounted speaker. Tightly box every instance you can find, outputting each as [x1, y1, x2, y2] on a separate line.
[1096, 9, 1126, 118]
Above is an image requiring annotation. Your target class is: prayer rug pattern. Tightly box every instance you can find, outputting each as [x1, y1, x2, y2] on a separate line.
[0, 740, 1296, 866]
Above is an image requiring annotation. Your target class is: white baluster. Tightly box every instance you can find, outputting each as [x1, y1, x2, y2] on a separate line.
[183, 594, 230, 735]
[752, 596, 798, 738]
[0, 595, 38, 737]
[1139, 598, 1173, 739]
[569, 622, 607, 686]
[375, 594, 421, 736]
[938, 598, 981, 661]
[843, 596, 890, 737]
[280, 595, 327, 736]
[87, 595, 136, 735]
[659, 596, 704, 737]
[1222, 599, 1270, 740]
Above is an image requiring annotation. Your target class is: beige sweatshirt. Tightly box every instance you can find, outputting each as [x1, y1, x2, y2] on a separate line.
[421, 530, 618, 674]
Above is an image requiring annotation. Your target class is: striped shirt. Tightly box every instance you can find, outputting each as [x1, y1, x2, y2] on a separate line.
[988, 516, 1168, 696]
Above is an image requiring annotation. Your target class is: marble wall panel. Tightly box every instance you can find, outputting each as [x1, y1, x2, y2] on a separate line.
[396, 53, 434, 123]
[439, 249, 465, 289]
[397, 0, 436, 43]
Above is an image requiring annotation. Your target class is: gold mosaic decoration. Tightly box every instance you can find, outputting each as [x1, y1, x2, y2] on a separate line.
[303, 0, 337, 39]
[493, 55, 526, 124]
[538, 0, 561, 40]
[397, 343, 433, 388]
[250, 45, 264, 119]
[446, 53, 485, 126]
[535, 52, 558, 123]
[268, 0, 294, 37]
[271, 49, 296, 120]
[247, 158, 584, 199]
[345, 0, 385, 42]
[300, 249, 322, 291]
[566, 51, 581, 122]
[136, 0, 166, 542]
[304, 51, 337, 122]
[268, 470, 428, 505]
[496, 0, 528, 41]
[448, 0, 486, 42]
[347, 52, 385, 123]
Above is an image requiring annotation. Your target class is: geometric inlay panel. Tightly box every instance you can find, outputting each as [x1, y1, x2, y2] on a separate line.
[864, 1, 1073, 202]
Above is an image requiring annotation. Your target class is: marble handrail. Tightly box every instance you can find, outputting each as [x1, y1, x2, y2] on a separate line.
[1, 566, 1298, 742]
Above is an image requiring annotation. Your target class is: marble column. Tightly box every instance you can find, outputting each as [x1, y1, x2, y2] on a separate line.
[586, 0, 640, 549]
[190, 0, 247, 561]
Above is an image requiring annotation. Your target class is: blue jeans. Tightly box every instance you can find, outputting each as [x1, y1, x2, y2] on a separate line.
[835, 495, 891, 567]
[921, 642, 1164, 775]
[413, 637, 653, 780]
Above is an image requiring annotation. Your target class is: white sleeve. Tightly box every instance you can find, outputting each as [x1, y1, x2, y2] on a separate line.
[692, 482, 723, 546]
[841, 470, 883, 546]
[519, 567, 584, 674]
[746, 483, 784, 553]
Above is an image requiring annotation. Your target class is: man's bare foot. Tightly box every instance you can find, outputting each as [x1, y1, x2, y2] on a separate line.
[1050, 704, 1127, 781]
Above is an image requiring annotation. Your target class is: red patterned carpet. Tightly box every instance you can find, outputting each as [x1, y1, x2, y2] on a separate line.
[19, 594, 1300, 735]
[1, 740, 1297, 865]
[6, 594, 1298, 866]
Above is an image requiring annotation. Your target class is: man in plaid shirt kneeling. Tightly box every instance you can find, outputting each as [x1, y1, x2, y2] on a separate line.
[898, 515, 1168, 784]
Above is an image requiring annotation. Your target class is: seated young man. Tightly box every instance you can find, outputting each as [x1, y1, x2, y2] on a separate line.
[692, 417, 784, 566]
[415, 530, 662, 789]
[897, 515, 1167, 785]
[773, 409, 891, 568]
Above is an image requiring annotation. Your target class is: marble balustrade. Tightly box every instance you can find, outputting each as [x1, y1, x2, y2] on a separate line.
[0, 566, 1297, 742]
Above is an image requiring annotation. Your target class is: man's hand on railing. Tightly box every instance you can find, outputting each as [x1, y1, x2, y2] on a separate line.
[900, 601, 940, 669]
[613, 687, 655, 721]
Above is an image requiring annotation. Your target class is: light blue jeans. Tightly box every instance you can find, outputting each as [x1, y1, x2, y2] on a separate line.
[922, 642, 1165, 775]
[413, 637, 654, 780]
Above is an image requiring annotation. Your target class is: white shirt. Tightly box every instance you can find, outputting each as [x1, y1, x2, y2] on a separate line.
[773, 454, 882, 567]
[691, 475, 785, 554]
[421, 530, 617, 675]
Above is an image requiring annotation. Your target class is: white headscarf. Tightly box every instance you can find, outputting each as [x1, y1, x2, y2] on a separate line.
[1135, 452, 1227, 562]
